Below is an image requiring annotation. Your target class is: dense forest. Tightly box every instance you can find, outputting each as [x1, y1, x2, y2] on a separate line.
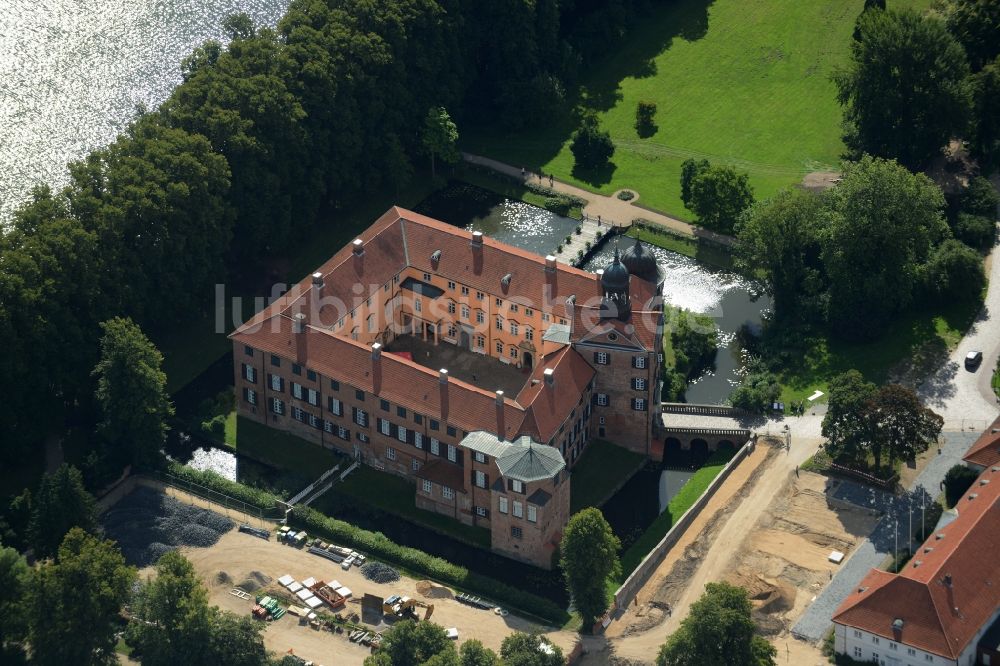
[0, 0, 660, 462]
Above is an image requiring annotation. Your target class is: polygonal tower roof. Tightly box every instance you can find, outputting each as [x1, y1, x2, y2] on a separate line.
[621, 237, 663, 285]
[600, 245, 630, 294]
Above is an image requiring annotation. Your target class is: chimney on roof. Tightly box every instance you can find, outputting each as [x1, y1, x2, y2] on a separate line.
[470, 231, 483, 250]
[944, 573, 953, 588]
[595, 268, 604, 282]
[495, 390, 505, 440]
[545, 255, 557, 273]
[372, 342, 382, 360]
[371, 342, 382, 394]
[439, 368, 449, 422]
[312, 272, 324, 301]
[566, 294, 576, 339]
[352, 238, 365, 256]
[439, 368, 449, 384]
[544, 367, 555, 387]
[293, 312, 308, 364]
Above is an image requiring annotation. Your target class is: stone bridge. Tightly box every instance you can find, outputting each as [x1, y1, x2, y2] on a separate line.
[654, 403, 755, 463]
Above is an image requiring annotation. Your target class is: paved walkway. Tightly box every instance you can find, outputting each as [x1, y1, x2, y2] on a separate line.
[462, 152, 736, 247]
[792, 430, 982, 642]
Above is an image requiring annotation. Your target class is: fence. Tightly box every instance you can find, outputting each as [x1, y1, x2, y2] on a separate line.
[149, 471, 285, 526]
[608, 437, 755, 617]
[661, 402, 752, 418]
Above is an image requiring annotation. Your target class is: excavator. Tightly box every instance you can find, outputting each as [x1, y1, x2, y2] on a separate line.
[382, 595, 434, 621]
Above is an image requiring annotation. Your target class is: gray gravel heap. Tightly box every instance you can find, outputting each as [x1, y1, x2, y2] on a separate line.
[360, 561, 400, 584]
[101, 486, 235, 566]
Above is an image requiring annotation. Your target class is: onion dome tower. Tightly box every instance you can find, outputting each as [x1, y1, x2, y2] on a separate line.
[600, 245, 631, 321]
[621, 237, 665, 289]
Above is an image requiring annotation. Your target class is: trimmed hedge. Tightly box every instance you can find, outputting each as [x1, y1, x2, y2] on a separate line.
[289, 505, 567, 624]
[163, 464, 568, 625]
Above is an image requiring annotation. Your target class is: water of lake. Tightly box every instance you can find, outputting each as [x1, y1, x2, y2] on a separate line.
[0, 0, 289, 221]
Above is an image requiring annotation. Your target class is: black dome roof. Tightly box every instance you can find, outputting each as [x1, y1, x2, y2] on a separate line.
[601, 246, 630, 293]
[621, 237, 662, 283]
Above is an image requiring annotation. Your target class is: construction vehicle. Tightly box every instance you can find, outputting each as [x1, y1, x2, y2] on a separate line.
[382, 595, 434, 621]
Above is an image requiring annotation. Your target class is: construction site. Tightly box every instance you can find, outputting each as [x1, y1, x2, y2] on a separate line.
[119, 483, 579, 665]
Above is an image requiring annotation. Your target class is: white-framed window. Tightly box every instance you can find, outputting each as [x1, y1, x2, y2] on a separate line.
[397, 426, 408, 443]
[853, 630, 862, 639]
[476, 310, 484, 324]
[542, 312, 550, 322]
[510, 322, 518, 335]
[244, 365, 256, 382]
[510, 346, 518, 359]
[271, 398, 285, 415]
[329, 397, 342, 416]
[324, 420, 334, 433]
[338, 425, 349, 440]
[510, 304, 518, 313]
[525, 327, 533, 341]
[634, 378, 647, 391]
[498, 497, 508, 514]
[888, 643, 897, 651]
[596, 351, 608, 365]
[386, 446, 396, 461]
[496, 341, 504, 354]
[633, 398, 646, 411]
[270, 374, 283, 391]
[495, 297, 503, 307]
[907, 648, 916, 657]
[422, 479, 432, 493]
[461, 286, 469, 295]
[511, 526, 522, 539]
[412, 458, 420, 471]
[430, 438, 440, 455]
[496, 316, 503, 331]
[461, 305, 470, 319]
[476, 335, 485, 348]
[635, 356, 646, 369]
[414, 298, 422, 313]
[307, 388, 319, 406]
[414, 432, 423, 449]
[354, 409, 368, 427]
[474, 451, 486, 463]
[924, 655, 933, 663]
[474, 470, 486, 487]
[293, 406, 305, 422]
[527, 505, 537, 522]
[447, 444, 457, 462]
[308, 413, 320, 428]
[447, 301, 456, 314]
[872, 637, 879, 645]
[853, 647, 862, 659]
[597, 393, 609, 406]
[423, 272, 431, 281]
[380, 419, 391, 436]
[513, 501, 523, 518]
[447, 280, 456, 290]
[442, 487, 454, 500]
[476, 291, 483, 300]
[292, 382, 303, 399]
[511, 479, 524, 493]
[358, 432, 370, 443]
[368, 314, 376, 332]
[475, 506, 487, 517]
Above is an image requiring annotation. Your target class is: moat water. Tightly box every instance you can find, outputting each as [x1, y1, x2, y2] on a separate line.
[0, 0, 289, 221]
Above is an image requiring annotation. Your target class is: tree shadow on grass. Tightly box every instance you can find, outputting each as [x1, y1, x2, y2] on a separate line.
[571, 160, 618, 187]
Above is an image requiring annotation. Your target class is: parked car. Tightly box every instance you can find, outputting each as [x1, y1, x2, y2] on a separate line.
[965, 350, 984, 370]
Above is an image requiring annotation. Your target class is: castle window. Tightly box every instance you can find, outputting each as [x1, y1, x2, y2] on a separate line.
[379, 419, 391, 436]
[270, 375, 284, 392]
[510, 304, 518, 313]
[496, 297, 503, 307]
[244, 388, 257, 406]
[510, 322, 518, 335]
[324, 420, 334, 434]
[542, 313, 550, 322]
[462, 305, 470, 319]
[386, 446, 396, 461]
[307, 388, 319, 406]
[397, 426, 408, 443]
[475, 506, 488, 517]
[634, 356, 646, 369]
[499, 497, 508, 513]
[596, 394, 609, 406]
[368, 314, 376, 332]
[244, 364, 257, 383]
[412, 458, 420, 471]
[292, 363, 302, 376]
[357, 432, 370, 443]
[476, 291, 484, 300]
[292, 407, 305, 422]
[355, 389, 365, 401]
[475, 470, 486, 488]
[525, 308, 533, 317]
[525, 327, 533, 341]
[595, 351, 609, 365]
[447, 281, 455, 290]
[442, 487, 455, 500]
[422, 479, 433, 493]
[330, 379, 340, 391]
[292, 382, 303, 400]
[244, 345, 254, 357]
[511, 526, 523, 539]
[511, 479, 524, 494]
[338, 425, 349, 440]
[271, 398, 285, 415]
[309, 414, 320, 429]
[423, 272, 431, 281]
[476, 310, 485, 324]
[527, 505, 537, 523]
[430, 438, 440, 455]
[496, 316, 504, 331]
[414, 432, 423, 449]
[461, 286, 469, 295]
[474, 451, 486, 463]
[397, 406, 407, 418]
[414, 298, 422, 313]
[447, 445, 457, 462]
[271, 355, 280, 367]
[496, 341, 504, 354]
[513, 501, 523, 518]
[476, 335, 485, 348]
[448, 302, 456, 314]
[307, 369, 317, 381]
[633, 378, 647, 391]
[632, 398, 647, 411]
[354, 408, 368, 427]
[510, 347, 518, 359]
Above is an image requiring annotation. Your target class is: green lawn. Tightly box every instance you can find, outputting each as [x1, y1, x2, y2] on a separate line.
[626, 223, 733, 269]
[992, 356, 1000, 399]
[773, 297, 981, 404]
[317, 465, 492, 549]
[457, 166, 585, 220]
[231, 416, 342, 478]
[570, 439, 648, 513]
[619, 449, 734, 576]
[465, 0, 931, 219]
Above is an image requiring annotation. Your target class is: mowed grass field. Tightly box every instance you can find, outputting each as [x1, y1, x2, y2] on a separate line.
[466, 0, 931, 219]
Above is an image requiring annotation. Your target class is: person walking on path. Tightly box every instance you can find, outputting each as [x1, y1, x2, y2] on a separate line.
[520, 166, 525, 179]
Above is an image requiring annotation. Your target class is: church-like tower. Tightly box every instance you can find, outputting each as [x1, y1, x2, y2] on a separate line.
[600, 246, 631, 321]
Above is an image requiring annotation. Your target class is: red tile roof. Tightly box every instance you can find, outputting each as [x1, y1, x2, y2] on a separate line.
[963, 416, 1000, 468]
[833, 463, 1000, 659]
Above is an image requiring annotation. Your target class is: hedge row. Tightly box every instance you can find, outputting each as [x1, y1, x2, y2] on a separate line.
[162, 464, 568, 625]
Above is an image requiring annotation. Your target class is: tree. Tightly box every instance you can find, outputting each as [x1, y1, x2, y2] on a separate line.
[734, 188, 825, 321]
[944, 464, 979, 507]
[921, 238, 987, 303]
[671, 310, 719, 381]
[28, 528, 136, 666]
[635, 100, 657, 136]
[868, 384, 942, 474]
[656, 582, 776, 666]
[970, 61, 1000, 167]
[570, 112, 614, 171]
[954, 213, 997, 250]
[363, 621, 453, 666]
[2, 489, 33, 551]
[822, 370, 877, 466]
[688, 165, 754, 233]
[822, 156, 948, 340]
[559, 507, 621, 629]
[459, 640, 501, 666]
[946, 0, 1000, 71]
[28, 464, 97, 559]
[834, 9, 972, 168]
[93, 317, 174, 471]
[962, 176, 1000, 218]
[500, 632, 564, 666]
[729, 363, 781, 414]
[422, 107, 460, 179]
[0, 544, 30, 659]
[680, 158, 710, 208]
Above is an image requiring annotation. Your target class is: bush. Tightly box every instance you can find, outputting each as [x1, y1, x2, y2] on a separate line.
[944, 464, 979, 507]
[201, 414, 226, 437]
[542, 196, 572, 217]
[729, 361, 781, 413]
[954, 213, 996, 250]
[921, 238, 987, 302]
[163, 465, 568, 624]
[617, 190, 635, 201]
[556, 244, 563, 253]
[575, 225, 582, 235]
[962, 176, 999, 218]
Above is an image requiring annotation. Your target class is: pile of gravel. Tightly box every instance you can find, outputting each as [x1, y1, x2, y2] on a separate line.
[360, 561, 400, 584]
[101, 486, 235, 566]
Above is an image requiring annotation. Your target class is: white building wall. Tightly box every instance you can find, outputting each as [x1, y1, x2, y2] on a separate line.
[835, 622, 956, 666]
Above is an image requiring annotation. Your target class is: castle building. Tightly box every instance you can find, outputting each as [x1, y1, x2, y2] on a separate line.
[231, 207, 664, 568]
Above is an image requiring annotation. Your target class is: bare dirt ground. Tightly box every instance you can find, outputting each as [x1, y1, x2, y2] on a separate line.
[165, 530, 578, 666]
[600, 430, 872, 665]
[800, 171, 840, 192]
